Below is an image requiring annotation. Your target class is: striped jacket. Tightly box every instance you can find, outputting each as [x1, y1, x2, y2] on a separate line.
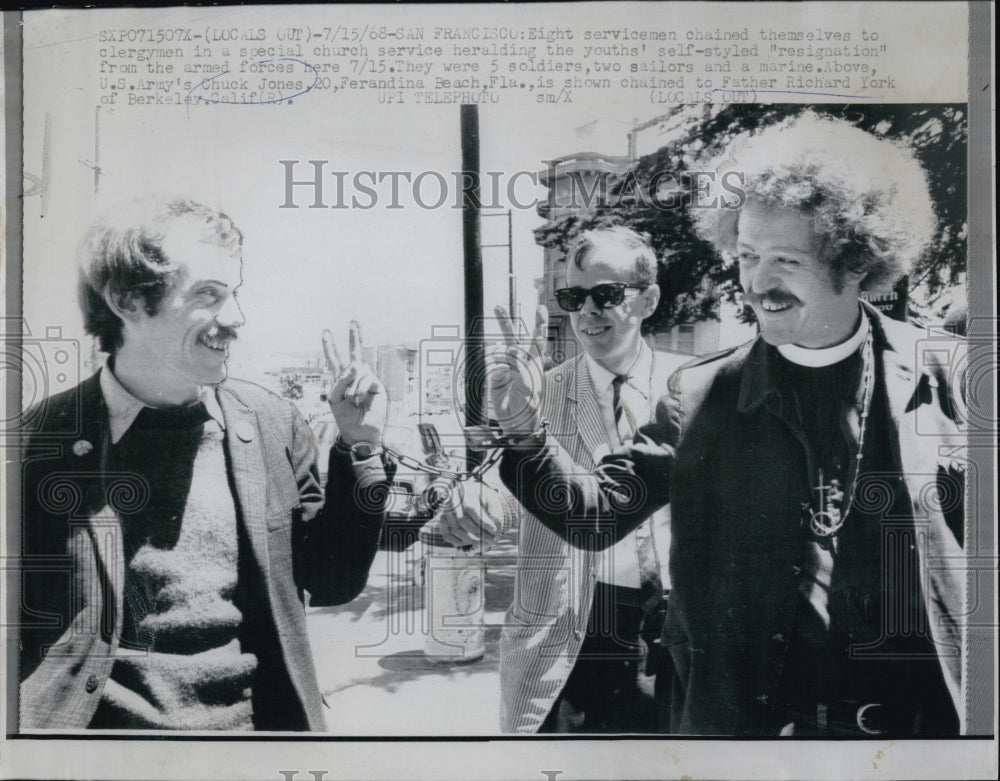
[498, 348, 690, 733]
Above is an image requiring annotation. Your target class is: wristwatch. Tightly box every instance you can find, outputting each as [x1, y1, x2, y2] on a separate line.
[350, 440, 385, 461]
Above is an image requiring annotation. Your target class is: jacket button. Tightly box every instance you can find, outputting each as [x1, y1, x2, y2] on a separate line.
[771, 633, 786, 644]
[573, 629, 583, 640]
[85, 674, 99, 694]
[756, 693, 769, 705]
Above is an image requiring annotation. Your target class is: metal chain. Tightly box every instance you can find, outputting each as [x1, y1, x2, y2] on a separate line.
[381, 421, 547, 483]
[382, 445, 503, 483]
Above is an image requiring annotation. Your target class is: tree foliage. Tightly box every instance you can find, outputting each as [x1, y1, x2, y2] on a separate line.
[534, 104, 967, 331]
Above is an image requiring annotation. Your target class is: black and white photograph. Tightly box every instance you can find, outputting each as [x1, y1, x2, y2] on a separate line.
[1, 3, 995, 780]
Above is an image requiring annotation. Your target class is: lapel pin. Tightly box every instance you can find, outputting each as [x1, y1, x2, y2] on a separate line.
[234, 420, 255, 443]
[72, 439, 94, 457]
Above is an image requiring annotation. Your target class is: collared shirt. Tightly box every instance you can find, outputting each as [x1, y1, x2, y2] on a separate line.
[100, 364, 226, 444]
[585, 339, 654, 448]
[584, 340, 669, 589]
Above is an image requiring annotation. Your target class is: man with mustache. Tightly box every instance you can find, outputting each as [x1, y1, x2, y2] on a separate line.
[492, 113, 966, 735]
[19, 197, 390, 731]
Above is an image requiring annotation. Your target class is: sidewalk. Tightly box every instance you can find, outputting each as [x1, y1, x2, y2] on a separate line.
[306, 528, 518, 735]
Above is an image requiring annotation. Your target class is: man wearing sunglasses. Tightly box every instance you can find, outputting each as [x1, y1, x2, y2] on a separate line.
[441, 227, 688, 733]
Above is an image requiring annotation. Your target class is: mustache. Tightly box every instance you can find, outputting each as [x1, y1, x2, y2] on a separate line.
[205, 325, 239, 341]
[746, 290, 801, 307]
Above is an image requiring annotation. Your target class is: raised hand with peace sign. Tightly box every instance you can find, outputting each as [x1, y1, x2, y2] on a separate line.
[322, 321, 388, 449]
[489, 304, 549, 438]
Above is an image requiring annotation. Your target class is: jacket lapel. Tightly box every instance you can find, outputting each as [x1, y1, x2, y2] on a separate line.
[567, 358, 607, 467]
[75, 372, 126, 643]
[70, 374, 116, 569]
[567, 349, 688, 463]
[216, 386, 271, 583]
[870, 310, 964, 717]
[870, 307, 954, 478]
[876, 333, 921, 430]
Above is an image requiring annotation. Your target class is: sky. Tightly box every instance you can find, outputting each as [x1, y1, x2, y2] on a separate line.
[20, 8, 655, 386]
[20, 3, 965, 388]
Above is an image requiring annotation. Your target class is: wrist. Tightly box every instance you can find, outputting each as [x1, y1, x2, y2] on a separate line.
[336, 437, 384, 461]
[500, 420, 548, 451]
[351, 441, 384, 461]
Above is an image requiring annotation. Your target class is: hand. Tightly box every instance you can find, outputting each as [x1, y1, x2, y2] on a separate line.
[323, 321, 388, 448]
[436, 480, 510, 550]
[490, 304, 548, 437]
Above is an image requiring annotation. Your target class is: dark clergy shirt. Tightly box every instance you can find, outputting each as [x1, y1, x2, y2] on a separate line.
[775, 346, 957, 733]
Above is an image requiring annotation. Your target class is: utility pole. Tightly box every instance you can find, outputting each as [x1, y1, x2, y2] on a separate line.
[481, 209, 516, 319]
[460, 105, 485, 468]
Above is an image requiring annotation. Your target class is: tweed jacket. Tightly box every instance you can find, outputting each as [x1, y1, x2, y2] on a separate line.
[500, 305, 966, 734]
[499, 348, 689, 733]
[18, 371, 388, 731]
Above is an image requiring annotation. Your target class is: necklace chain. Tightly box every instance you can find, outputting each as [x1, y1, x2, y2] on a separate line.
[804, 322, 875, 540]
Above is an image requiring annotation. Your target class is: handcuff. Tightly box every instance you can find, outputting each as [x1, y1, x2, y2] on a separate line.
[340, 423, 546, 532]
[380, 420, 548, 485]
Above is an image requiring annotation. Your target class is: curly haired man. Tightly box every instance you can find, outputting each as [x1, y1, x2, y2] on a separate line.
[493, 112, 966, 735]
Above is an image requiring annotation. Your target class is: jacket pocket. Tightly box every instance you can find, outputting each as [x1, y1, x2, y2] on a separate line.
[266, 501, 298, 531]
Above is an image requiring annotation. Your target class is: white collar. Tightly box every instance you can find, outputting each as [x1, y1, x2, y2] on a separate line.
[584, 339, 653, 399]
[100, 362, 226, 444]
[776, 308, 869, 368]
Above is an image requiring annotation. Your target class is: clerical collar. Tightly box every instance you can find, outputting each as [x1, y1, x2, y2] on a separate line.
[101, 362, 225, 443]
[776, 309, 869, 368]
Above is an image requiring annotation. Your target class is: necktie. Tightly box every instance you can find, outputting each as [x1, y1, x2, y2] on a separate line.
[612, 374, 630, 441]
[611, 374, 627, 423]
[611, 373, 665, 621]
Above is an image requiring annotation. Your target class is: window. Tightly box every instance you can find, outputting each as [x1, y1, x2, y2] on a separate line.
[675, 324, 696, 355]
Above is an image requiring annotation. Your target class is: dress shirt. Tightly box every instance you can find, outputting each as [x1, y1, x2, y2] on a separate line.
[101, 363, 225, 444]
[584, 341, 669, 589]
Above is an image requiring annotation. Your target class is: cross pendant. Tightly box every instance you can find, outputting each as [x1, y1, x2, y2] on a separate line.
[805, 468, 844, 539]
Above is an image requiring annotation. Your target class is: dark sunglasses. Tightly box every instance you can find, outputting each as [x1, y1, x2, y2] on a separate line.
[554, 283, 647, 312]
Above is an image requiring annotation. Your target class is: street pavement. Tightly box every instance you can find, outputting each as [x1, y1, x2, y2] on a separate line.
[306, 526, 519, 735]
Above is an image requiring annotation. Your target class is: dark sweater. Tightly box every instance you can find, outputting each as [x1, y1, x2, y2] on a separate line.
[91, 403, 257, 730]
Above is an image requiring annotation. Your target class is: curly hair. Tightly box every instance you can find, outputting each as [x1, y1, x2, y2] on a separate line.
[78, 197, 243, 353]
[565, 225, 659, 287]
[694, 112, 935, 293]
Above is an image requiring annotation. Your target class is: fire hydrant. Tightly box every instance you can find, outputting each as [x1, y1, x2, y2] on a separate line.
[420, 483, 486, 664]
[418, 482, 487, 663]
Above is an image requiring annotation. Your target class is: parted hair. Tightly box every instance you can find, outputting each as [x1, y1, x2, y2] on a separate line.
[565, 225, 659, 287]
[78, 197, 243, 353]
[694, 112, 935, 293]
